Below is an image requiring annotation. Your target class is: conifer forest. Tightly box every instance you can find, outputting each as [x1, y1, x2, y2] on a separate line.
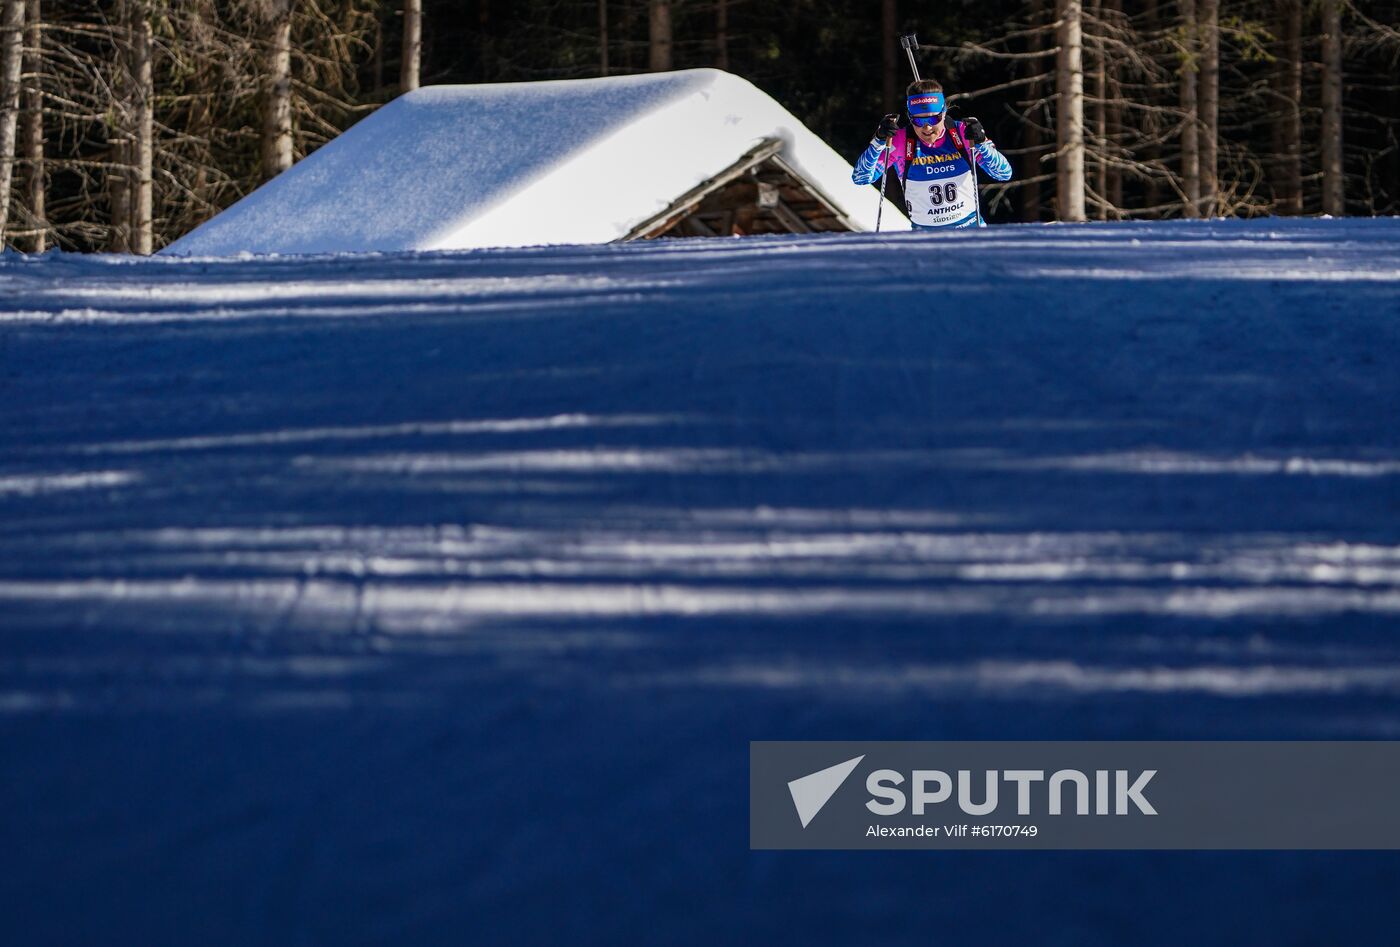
[1, 0, 1397, 252]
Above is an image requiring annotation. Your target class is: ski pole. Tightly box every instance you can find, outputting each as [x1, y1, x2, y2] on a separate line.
[970, 153, 983, 226]
[900, 33, 921, 81]
[875, 139, 891, 232]
[878, 32, 919, 234]
[965, 130, 983, 226]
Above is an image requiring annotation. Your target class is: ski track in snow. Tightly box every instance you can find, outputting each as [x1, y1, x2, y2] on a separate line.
[3, 218, 1400, 942]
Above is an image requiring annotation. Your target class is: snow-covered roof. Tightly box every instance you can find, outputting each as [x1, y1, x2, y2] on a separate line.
[164, 69, 908, 256]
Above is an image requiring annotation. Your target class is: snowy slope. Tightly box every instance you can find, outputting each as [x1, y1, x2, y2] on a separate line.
[3, 219, 1400, 944]
[163, 69, 908, 256]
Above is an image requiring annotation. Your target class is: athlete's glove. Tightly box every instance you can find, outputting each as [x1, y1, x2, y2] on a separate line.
[875, 113, 902, 143]
[963, 117, 988, 145]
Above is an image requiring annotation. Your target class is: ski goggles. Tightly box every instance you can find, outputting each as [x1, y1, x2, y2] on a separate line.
[906, 92, 946, 125]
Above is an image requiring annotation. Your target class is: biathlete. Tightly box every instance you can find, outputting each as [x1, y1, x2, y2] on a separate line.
[853, 79, 1013, 229]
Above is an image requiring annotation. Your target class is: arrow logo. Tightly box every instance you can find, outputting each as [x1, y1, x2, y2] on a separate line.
[787, 755, 864, 828]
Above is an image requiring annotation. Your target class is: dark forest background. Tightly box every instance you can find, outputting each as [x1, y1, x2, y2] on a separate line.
[0, 0, 1396, 252]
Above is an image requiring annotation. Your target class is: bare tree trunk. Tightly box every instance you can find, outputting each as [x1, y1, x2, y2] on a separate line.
[1179, 0, 1200, 217]
[715, 0, 727, 71]
[1198, 0, 1218, 216]
[1320, 0, 1344, 215]
[1021, 0, 1045, 222]
[263, 0, 292, 180]
[1271, 0, 1302, 215]
[0, 0, 24, 244]
[372, 11, 383, 94]
[130, 0, 152, 254]
[882, 0, 897, 107]
[599, 0, 609, 75]
[1056, 0, 1086, 221]
[1104, 0, 1122, 214]
[1092, 0, 1107, 219]
[401, 0, 421, 93]
[21, 0, 40, 250]
[618, 0, 631, 72]
[478, 0, 491, 80]
[1142, 0, 1162, 212]
[648, 0, 671, 72]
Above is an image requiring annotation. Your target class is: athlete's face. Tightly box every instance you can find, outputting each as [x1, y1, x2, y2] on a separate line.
[911, 112, 945, 144]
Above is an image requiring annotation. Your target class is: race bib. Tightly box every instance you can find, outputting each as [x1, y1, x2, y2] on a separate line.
[905, 168, 976, 227]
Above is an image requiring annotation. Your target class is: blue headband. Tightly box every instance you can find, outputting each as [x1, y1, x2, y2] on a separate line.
[906, 92, 945, 116]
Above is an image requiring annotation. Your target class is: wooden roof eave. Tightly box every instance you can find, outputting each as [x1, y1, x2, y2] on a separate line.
[621, 137, 855, 241]
[766, 152, 862, 233]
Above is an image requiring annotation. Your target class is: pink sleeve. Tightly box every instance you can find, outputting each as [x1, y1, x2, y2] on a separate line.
[882, 129, 906, 176]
